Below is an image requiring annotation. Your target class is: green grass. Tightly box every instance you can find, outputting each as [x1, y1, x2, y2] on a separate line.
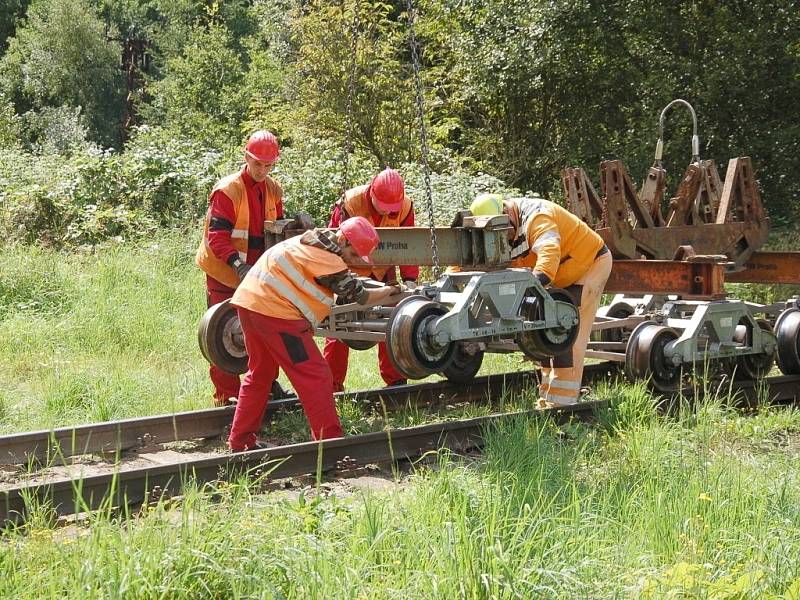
[0, 236, 210, 432]
[0, 235, 527, 434]
[3, 396, 800, 598]
[4, 237, 800, 598]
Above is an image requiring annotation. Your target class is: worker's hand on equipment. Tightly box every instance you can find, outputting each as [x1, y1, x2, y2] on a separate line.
[450, 209, 471, 228]
[233, 259, 251, 282]
[403, 280, 417, 290]
[532, 270, 551, 287]
[293, 211, 316, 231]
[362, 284, 400, 305]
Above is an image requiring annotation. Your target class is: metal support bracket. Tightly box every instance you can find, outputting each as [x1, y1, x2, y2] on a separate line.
[426, 269, 578, 344]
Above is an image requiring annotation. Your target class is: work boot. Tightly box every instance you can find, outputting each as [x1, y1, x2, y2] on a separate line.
[536, 398, 572, 410]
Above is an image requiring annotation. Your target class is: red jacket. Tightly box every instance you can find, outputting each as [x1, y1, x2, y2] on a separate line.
[328, 196, 419, 282]
[207, 167, 284, 269]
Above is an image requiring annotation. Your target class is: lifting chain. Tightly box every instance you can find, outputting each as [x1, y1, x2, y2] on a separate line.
[338, 0, 361, 199]
[406, 0, 440, 279]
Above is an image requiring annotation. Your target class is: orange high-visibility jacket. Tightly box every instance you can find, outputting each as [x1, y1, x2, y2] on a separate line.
[195, 172, 282, 289]
[231, 236, 348, 325]
[341, 184, 412, 281]
[508, 197, 604, 288]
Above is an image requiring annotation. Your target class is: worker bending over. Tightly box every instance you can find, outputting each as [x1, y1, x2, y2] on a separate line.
[323, 167, 418, 390]
[196, 130, 313, 406]
[469, 193, 612, 406]
[228, 217, 399, 451]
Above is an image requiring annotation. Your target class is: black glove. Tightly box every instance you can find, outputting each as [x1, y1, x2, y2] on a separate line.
[293, 211, 316, 231]
[450, 210, 471, 228]
[532, 271, 551, 287]
[233, 259, 251, 282]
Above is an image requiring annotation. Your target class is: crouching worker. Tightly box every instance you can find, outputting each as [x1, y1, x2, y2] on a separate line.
[228, 216, 400, 451]
[469, 193, 612, 407]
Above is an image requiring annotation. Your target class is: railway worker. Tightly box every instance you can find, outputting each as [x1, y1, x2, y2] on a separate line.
[323, 167, 419, 391]
[227, 216, 400, 450]
[469, 193, 612, 407]
[196, 130, 314, 407]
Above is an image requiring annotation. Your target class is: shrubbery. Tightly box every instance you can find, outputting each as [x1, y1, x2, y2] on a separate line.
[0, 127, 517, 248]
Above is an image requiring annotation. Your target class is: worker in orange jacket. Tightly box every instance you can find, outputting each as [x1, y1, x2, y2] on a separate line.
[228, 217, 400, 451]
[469, 193, 612, 406]
[196, 130, 313, 406]
[323, 167, 419, 390]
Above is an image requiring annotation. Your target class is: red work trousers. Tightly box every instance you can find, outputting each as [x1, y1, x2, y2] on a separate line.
[206, 279, 240, 405]
[323, 338, 404, 391]
[229, 308, 343, 451]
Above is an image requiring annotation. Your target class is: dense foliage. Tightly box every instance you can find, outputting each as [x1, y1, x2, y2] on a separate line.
[0, 0, 798, 245]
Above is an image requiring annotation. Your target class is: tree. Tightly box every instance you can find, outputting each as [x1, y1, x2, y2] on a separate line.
[422, 0, 800, 223]
[142, 22, 249, 148]
[292, 0, 432, 167]
[0, 0, 124, 147]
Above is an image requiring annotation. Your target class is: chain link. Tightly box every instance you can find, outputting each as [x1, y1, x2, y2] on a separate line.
[338, 0, 361, 199]
[406, 0, 440, 279]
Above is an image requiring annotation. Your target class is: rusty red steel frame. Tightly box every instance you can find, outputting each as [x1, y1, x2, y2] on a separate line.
[562, 156, 770, 269]
[606, 260, 726, 299]
[726, 252, 800, 285]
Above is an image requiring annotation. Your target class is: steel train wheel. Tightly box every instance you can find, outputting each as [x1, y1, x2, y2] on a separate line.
[624, 322, 681, 392]
[516, 288, 580, 361]
[733, 318, 775, 380]
[344, 338, 378, 351]
[386, 296, 456, 380]
[775, 309, 800, 375]
[441, 343, 484, 384]
[595, 302, 634, 343]
[198, 299, 248, 374]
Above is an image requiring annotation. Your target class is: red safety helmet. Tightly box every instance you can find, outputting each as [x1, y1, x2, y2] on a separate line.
[369, 168, 405, 214]
[340, 216, 380, 264]
[245, 130, 280, 163]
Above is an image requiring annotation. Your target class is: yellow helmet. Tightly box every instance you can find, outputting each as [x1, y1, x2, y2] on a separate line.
[470, 193, 505, 216]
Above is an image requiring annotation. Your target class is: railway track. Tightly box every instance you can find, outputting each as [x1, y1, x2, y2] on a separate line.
[0, 365, 797, 526]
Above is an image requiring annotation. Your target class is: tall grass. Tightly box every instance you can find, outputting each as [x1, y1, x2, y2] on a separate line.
[2, 396, 800, 598]
[0, 236, 209, 432]
[0, 236, 528, 434]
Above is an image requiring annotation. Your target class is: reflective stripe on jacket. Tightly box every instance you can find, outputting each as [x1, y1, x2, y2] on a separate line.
[508, 197, 604, 288]
[195, 171, 282, 289]
[340, 184, 413, 281]
[231, 236, 347, 325]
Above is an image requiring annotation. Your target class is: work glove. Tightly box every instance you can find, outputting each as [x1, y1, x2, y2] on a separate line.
[293, 211, 316, 231]
[532, 271, 551, 287]
[403, 280, 417, 291]
[450, 209, 471, 228]
[233, 259, 251, 282]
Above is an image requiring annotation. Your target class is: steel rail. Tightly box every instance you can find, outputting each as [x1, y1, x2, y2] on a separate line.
[0, 402, 599, 526]
[0, 363, 621, 465]
[0, 372, 797, 526]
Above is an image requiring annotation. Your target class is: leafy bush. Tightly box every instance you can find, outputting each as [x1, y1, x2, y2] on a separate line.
[0, 128, 517, 246]
[0, 92, 21, 148]
[275, 137, 375, 224]
[0, 126, 223, 246]
[20, 105, 93, 155]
